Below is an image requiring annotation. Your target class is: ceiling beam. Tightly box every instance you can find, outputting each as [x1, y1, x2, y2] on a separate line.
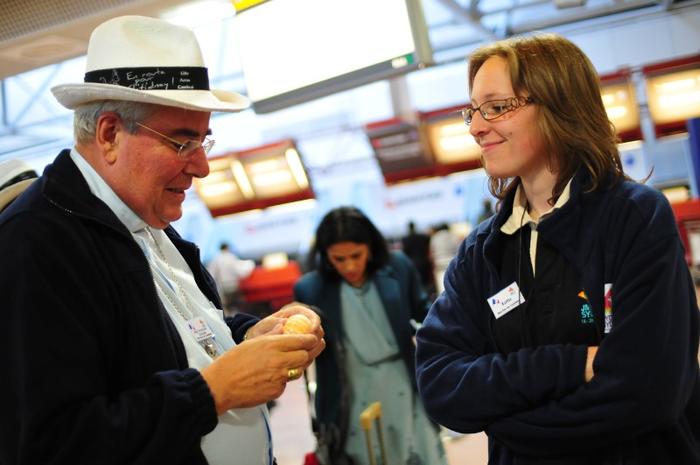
[433, 0, 498, 40]
[477, 0, 550, 16]
[509, 0, 659, 34]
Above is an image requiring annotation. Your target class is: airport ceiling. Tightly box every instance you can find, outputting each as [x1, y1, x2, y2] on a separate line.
[0, 0, 695, 80]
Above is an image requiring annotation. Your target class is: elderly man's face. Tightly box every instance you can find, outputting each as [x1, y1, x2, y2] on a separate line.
[111, 106, 211, 229]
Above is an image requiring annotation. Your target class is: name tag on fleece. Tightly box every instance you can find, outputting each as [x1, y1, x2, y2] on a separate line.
[487, 281, 524, 319]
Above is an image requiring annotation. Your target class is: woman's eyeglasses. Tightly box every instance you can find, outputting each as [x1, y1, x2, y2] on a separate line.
[460, 96, 534, 125]
[135, 122, 215, 159]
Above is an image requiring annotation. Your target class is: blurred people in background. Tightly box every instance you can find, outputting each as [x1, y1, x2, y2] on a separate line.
[0, 15, 325, 465]
[294, 207, 446, 465]
[0, 159, 38, 213]
[429, 222, 461, 295]
[207, 242, 255, 316]
[477, 197, 495, 224]
[401, 220, 434, 297]
[416, 33, 699, 464]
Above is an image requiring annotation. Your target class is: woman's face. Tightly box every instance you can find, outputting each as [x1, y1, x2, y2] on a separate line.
[326, 241, 370, 287]
[469, 55, 546, 181]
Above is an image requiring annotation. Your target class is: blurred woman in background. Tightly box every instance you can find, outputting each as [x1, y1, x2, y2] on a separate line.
[294, 206, 446, 465]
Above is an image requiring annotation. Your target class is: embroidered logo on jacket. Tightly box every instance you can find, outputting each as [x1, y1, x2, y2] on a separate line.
[578, 290, 594, 325]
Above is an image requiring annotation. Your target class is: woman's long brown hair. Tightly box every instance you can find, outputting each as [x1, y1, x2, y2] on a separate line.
[468, 33, 628, 205]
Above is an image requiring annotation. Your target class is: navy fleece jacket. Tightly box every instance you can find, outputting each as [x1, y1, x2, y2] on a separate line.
[0, 151, 258, 465]
[416, 170, 700, 464]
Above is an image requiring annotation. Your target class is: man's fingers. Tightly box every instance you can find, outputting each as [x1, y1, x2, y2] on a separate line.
[261, 333, 319, 351]
[309, 337, 326, 359]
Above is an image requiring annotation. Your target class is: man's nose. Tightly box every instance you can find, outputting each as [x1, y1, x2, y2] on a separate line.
[185, 148, 210, 178]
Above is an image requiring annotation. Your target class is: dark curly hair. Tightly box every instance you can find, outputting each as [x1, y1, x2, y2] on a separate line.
[311, 206, 389, 281]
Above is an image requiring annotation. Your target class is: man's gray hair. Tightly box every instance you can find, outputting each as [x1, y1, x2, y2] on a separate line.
[73, 101, 158, 144]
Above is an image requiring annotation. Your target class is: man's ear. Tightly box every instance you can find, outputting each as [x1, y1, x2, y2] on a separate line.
[95, 112, 122, 164]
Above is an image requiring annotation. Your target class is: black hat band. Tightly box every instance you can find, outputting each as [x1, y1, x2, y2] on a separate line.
[84, 67, 210, 91]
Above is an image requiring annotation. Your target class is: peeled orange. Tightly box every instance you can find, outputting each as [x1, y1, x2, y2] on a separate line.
[283, 314, 313, 334]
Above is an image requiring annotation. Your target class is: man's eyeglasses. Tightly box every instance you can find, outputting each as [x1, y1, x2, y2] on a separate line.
[135, 122, 215, 159]
[460, 96, 534, 125]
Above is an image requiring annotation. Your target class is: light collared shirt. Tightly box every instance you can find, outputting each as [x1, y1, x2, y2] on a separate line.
[500, 179, 573, 275]
[70, 149, 273, 465]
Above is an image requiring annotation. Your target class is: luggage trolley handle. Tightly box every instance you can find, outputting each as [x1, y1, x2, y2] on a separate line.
[360, 402, 387, 465]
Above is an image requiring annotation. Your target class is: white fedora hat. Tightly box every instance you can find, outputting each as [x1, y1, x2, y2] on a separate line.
[0, 159, 38, 212]
[51, 15, 249, 113]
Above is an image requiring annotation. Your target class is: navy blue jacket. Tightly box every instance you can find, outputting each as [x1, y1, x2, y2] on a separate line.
[416, 170, 700, 464]
[294, 252, 430, 451]
[0, 150, 258, 465]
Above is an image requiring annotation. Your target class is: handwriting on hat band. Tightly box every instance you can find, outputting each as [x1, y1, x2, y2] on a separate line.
[84, 67, 210, 91]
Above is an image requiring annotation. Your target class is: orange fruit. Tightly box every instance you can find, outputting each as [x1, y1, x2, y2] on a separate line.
[283, 314, 313, 334]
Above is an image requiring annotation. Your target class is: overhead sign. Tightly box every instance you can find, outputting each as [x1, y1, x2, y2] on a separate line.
[195, 140, 314, 217]
[365, 118, 435, 184]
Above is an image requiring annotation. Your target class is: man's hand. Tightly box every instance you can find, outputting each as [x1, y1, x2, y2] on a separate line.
[203, 303, 326, 414]
[201, 333, 319, 414]
[274, 302, 326, 363]
[245, 303, 324, 338]
[243, 302, 325, 364]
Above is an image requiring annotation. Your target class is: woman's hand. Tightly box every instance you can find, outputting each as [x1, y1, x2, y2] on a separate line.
[585, 346, 598, 382]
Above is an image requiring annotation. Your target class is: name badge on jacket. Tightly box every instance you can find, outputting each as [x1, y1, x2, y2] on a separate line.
[487, 281, 525, 319]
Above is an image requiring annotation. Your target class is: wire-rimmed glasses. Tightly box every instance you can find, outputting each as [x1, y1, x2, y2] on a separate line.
[460, 96, 534, 125]
[135, 122, 215, 159]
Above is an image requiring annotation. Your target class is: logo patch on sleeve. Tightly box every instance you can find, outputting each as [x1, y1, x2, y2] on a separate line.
[604, 283, 613, 333]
